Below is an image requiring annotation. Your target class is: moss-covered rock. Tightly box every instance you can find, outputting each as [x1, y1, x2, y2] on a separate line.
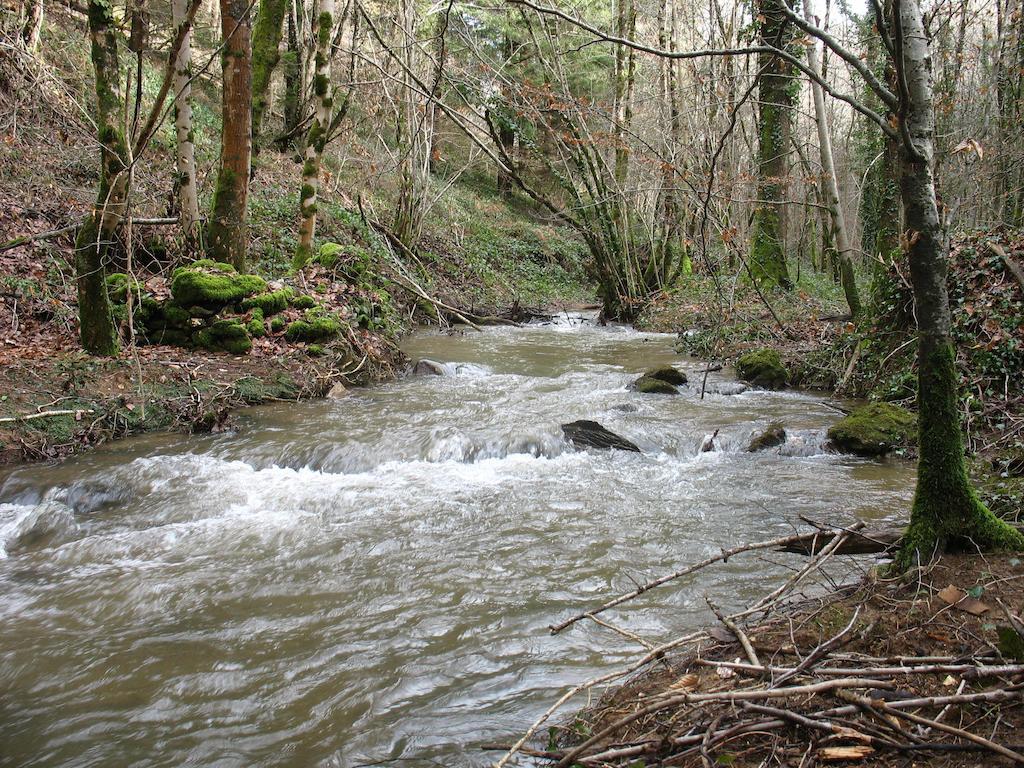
[291, 294, 318, 310]
[747, 422, 786, 452]
[316, 242, 371, 281]
[241, 288, 293, 315]
[284, 311, 341, 342]
[633, 374, 679, 394]
[247, 308, 267, 338]
[736, 348, 789, 389]
[306, 344, 325, 356]
[105, 273, 142, 303]
[194, 319, 253, 355]
[269, 316, 286, 333]
[171, 261, 267, 310]
[827, 402, 917, 457]
[644, 365, 688, 385]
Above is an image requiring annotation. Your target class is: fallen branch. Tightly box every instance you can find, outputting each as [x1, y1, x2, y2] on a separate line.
[0, 408, 95, 424]
[549, 529, 844, 634]
[0, 218, 184, 254]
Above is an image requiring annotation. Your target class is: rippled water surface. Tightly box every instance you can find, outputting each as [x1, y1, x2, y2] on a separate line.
[0, 315, 915, 767]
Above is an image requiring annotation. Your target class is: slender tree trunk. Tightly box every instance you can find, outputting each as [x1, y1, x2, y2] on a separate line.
[21, 0, 43, 51]
[894, 0, 1024, 566]
[76, 0, 129, 356]
[251, 0, 288, 147]
[496, 28, 516, 196]
[803, 0, 860, 315]
[750, 0, 796, 289]
[281, 3, 302, 146]
[172, 0, 200, 246]
[208, 0, 253, 271]
[293, 0, 333, 269]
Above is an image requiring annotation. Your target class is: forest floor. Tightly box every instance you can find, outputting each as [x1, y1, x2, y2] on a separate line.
[506, 548, 1024, 767]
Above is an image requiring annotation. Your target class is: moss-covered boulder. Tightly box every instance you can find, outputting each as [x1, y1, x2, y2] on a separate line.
[316, 242, 372, 281]
[290, 294, 318, 310]
[285, 310, 342, 342]
[644, 365, 688, 386]
[747, 422, 786, 452]
[171, 260, 267, 310]
[241, 288, 293, 315]
[105, 273, 142, 303]
[136, 298, 193, 346]
[736, 348, 789, 389]
[269, 316, 286, 333]
[633, 375, 679, 394]
[194, 319, 252, 355]
[827, 402, 917, 457]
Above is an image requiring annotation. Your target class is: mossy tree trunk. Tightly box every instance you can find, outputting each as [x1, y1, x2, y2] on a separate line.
[894, 0, 1024, 567]
[172, 0, 200, 247]
[208, 0, 253, 272]
[251, 0, 288, 148]
[750, 0, 796, 290]
[76, 0, 130, 356]
[293, 0, 333, 270]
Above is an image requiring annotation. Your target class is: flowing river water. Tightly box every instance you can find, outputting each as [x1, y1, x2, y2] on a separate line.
[0, 315, 915, 767]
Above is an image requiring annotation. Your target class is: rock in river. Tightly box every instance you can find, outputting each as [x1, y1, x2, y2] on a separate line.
[747, 422, 786, 452]
[827, 402, 917, 457]
[562, 420, 641, 452]
[413, 359, 445, 376]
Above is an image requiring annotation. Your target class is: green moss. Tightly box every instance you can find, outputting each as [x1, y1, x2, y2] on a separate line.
[240, 288, 292, 315]
[194, 319, 252, 355]
[747, 422, 787, 452]
[633, 375, 679, 394]
[736, 348, 789, 389]
[270, 316, 286, 333]
[247, 308, 266, 338]
[895, 342, 1024, 568]
[828, 402, 917, 457]
[290, 294, 317, 310]
[105, 273, 141, 303]
[284, 311, 341, 342]
[171, 264, 267, 309]
[644, 365, 687, 386]
[306, 344, 325, 356]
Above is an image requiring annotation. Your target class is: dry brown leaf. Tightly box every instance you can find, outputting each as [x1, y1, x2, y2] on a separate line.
[937, 584, 991, 615]
[666, 673, 699, 692]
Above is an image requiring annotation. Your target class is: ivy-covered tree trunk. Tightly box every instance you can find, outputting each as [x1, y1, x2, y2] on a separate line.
[894, 0, 1024, 567]
[172, 0, 200, 246]
[750, 0, 795, 289]
[293, 0, 333, 269]
[251, 0, 288, 148]
[76, 0, 129, 356]
[208, 0, 253, 272]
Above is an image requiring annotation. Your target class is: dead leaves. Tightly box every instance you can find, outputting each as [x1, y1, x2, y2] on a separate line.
[937, 584, 992, 616]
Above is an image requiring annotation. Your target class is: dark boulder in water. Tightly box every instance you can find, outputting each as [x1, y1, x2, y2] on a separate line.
[631, 375, 679, 394]
[562, 420, 641, 452]
[747, 422, 787, 452]
[413, 359, 445, 376]
[644, 365, 688, 385]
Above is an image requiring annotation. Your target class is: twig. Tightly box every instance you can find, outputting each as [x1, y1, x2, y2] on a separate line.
[0, 408, 94, 424]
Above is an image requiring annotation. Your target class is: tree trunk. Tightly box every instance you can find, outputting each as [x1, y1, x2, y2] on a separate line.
[750, 0, 795, 289]
[21, 0, 44, 51]
[894, 0, 1024, 566]
[293, 0, 333, 269]
[496, 28, 516, 196]
[803, 0, 860, 316]
[251, 0, 288, 147]
[172, 0, 200, 246]
[208, 0, 253, 272]
[76, 0, 129, 356]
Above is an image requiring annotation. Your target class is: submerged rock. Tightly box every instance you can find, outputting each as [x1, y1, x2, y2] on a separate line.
[413, 359, 445, 376]
[735, 348, 789, 389]
[632, 375, 679, 395]
[610, 403, 638, 413]
[827, 402, 917, 457]
[704, 381, 748, 396]
[562, 420, 641, 452]
[326, 383, 350, 399]
[747, 422, 787, 452]
[644, 365, 688, 385]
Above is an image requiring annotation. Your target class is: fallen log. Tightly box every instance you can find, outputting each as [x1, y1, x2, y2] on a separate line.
[778, 527, 903, 555]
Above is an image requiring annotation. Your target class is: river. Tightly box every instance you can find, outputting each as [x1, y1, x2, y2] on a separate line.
[0, 314, 914, 767]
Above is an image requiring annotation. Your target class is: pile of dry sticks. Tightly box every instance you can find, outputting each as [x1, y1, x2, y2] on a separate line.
[485, 521, 1024, 767]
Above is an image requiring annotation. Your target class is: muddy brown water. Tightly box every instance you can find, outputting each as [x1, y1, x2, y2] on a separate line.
[0, 314, 915, 767]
